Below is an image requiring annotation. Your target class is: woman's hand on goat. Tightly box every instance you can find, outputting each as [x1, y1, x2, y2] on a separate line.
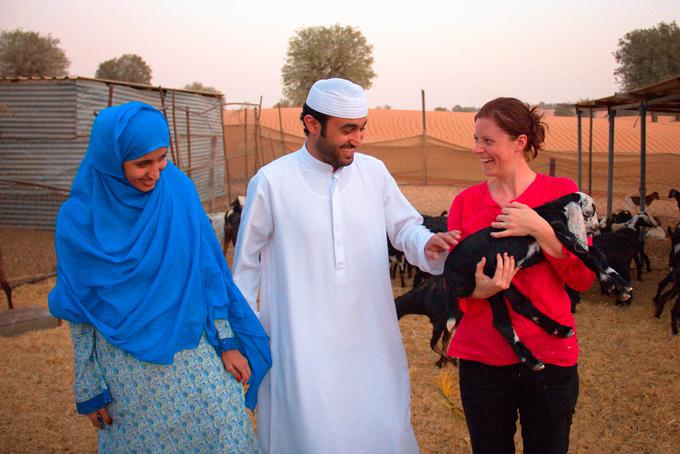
[221, 349, 251, 384]
[490, 202, 548, 238]
[424, 230, 461, 260]
[86, 407, 112, 430]
[491, 202, 567, 258]
[470, 253, 520, 299]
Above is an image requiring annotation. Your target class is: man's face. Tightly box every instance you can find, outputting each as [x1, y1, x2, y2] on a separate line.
[307, 115, 367, 170]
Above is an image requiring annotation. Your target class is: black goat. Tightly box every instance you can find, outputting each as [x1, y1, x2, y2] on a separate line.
[387, 211, 448, 288]
[411, 212, 448, 289]
[442, 192, 631, 371]
[592, 213, 658, 304]
[653, 223, 680, 334]
[669, 189, 680, 212]
[395, 275, 461, 367]
[223, 196, 244, 255]
[600, 210, 655, 281]
[387, 237, 408, 288]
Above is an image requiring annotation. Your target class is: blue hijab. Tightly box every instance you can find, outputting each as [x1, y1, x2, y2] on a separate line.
[49, 101, 270, 409]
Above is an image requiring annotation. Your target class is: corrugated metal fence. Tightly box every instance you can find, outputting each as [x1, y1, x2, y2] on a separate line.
[0, 77, 226, 229]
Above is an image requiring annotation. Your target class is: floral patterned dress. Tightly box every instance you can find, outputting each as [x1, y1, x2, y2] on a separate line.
[70, 320, 260, 453]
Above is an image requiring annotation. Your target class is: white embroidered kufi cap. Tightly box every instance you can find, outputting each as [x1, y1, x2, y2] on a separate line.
[305, 78, 368, 119]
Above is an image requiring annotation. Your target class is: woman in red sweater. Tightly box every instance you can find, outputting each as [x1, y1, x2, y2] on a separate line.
[447, 97, 595, 454]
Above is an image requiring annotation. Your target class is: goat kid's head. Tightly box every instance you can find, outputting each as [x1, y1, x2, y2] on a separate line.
[575, 192, 599, 231]
[227, 196, 245, 217]
[629, 212, 659, 231]
[564, 193, 599, 249]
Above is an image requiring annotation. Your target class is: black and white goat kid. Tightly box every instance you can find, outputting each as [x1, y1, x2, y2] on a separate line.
[441, 192, 631, 371]
[223, 196, 245, 255]
[395, 275, 461, 367]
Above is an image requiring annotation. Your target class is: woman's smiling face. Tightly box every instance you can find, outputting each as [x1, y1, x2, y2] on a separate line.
[123, 147, 169, 192]
[473, 117, 527, 178]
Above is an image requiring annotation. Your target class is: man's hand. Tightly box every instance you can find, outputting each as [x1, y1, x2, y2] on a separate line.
[86, 407, 112, 430]
[221, 349, 251, 384]
[424, 230, 461, 260]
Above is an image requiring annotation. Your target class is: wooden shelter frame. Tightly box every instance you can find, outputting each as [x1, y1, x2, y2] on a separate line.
[575, 75, 680, 215]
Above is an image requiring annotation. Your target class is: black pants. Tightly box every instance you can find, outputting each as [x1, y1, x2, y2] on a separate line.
[459, 359, 579, 454]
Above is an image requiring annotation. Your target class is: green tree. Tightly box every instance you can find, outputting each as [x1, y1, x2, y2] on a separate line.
[273, 99, 293, 108]
[0, 28, 70, 77]
[553, 103, 576, 117]
[451, 105, 478, 112]
[281, 24, 376, 106]
[613, 21, 680, 91]
[95, 54, 152, 85]
[434, 106, 448, 111]
[183, 81, 219, 94]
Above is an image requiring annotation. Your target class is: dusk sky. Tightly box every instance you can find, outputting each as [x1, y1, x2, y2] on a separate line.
[2, 0, 679, 109]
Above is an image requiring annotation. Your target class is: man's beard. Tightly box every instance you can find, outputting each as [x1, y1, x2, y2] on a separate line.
[316, 135, 355, 169]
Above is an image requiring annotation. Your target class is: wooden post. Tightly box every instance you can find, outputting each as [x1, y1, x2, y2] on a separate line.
[220, 101, 232, 204]
[421, 89, 427, 135]
[606, 108, 616, 216]
[159, 89, 178, 165]
[253, 97, 262, 172]
[185, 107, 192, 178]
[172, 92, 181, 170]
[549, 158, 556, 176]
[267, 129, 276, 164]
[243, 108, 249, 181]
[576, 109, 582, 190]
[208, 136, 217, 212]
[588, 109, 594, 196]
[278, 104, 286, 157]
[639, 103, 647, 212]
[421, 89, 428, 185]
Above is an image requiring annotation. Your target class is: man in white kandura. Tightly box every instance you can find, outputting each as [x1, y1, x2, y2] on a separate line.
[233, 78, 460, 454]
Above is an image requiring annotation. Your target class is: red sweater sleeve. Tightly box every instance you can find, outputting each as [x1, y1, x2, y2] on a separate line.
[543, 240, 595, 292]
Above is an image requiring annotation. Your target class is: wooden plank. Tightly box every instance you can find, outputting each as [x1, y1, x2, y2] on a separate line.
[0, 307, 60, 337]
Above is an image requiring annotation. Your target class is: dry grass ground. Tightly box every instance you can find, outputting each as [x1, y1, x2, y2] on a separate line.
[1, 186, 679, 453]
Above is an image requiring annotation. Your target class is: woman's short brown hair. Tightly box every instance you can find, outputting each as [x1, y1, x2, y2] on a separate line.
[475, 97, 547, 160]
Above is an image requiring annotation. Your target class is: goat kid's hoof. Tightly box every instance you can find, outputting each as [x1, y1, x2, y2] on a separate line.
[520, 355, 545, 371]
[528, 361, 545, 372]
[552, 326, 575, 338]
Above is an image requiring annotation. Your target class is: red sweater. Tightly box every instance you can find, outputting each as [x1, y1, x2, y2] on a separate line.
[446, 174, 595, 367]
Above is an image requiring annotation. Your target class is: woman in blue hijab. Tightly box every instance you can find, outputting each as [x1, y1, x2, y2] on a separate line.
[49, 101, 270, 453]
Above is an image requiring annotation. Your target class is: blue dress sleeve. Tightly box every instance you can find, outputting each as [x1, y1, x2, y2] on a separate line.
[69, 322, 112, 414]
[215, 318, 241, 353]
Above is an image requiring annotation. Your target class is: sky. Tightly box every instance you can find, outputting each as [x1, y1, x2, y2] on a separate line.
[1, 0, 679, 109]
